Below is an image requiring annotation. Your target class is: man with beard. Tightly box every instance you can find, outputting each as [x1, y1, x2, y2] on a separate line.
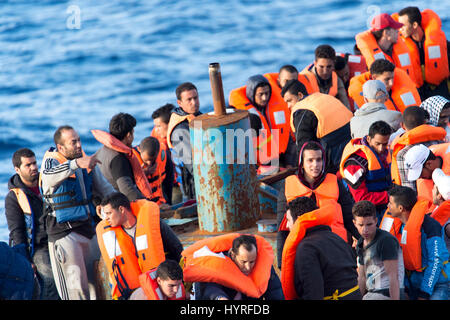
[40, 125, 115, 300]
[5, 148, 59, 299]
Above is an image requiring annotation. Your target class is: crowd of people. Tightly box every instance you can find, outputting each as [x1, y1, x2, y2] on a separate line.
[1, 7, 450, 301]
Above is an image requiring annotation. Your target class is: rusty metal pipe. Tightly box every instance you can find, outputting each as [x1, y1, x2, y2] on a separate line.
[209, 62, 226, 116]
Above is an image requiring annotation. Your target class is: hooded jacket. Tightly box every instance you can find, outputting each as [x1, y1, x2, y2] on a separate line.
[245, 75, 272, 112]
[5, 174, 47, 260]
[420, 95, 449, 127]
[350, 102, 402, 139]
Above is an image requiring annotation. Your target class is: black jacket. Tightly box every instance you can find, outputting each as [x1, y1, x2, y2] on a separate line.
[294, 225, 361, 300]
[5, 174, 48, 260]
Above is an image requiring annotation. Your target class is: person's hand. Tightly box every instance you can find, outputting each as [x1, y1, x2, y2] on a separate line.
[76, 154, 101, 170]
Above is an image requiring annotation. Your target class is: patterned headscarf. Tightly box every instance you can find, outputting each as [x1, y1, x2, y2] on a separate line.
[420, 95, 449, 126]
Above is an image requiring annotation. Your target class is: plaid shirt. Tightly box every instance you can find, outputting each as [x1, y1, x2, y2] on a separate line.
[395, 140, 442, 191]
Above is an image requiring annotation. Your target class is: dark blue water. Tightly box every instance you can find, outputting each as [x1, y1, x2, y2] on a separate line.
[0, 0, 448, 241]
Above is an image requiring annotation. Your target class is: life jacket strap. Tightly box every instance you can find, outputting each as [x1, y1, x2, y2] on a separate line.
[323, 285, 359, 300]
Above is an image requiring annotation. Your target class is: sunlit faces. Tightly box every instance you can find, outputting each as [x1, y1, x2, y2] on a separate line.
[283, 91, 303, 110]
[101, 204, 125, 228]
[157, 277, 183, 299]
[372, 71, 394, 92]
[177, 89, 200, 115]
[366, 133, 390, 155]
[254, 85, 271, 109]
[398, 15, 415, 38]
[232, 245, 257, 276]
[302, 149, 323, 180]
[314, 58, 334, 80]
[353, 216, 377, 242]
[15, 156, 39, 184]
[57, 128, 83, 160]
[153, 117, 169, 140]
[278, 70, 298, 89]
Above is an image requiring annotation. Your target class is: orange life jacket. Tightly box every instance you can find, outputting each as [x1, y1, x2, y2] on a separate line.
[431, 201, 450, 226]
[91, 129, 153, 199]
[132, 143, 168, 205]
[289, 92, 353, 138]
[96, 199, 166, 299]
[390, 125, 446, 185]
[283, 174, 348, 241]
[138, 268, 186, 300]
[166, 113, 196, 150]
[339, 138, 392, 191]
[355, 30, 416, 83]
[300, 64, 339, 97]
[380, 199, 430, 271]
[181, 233, 274, 299]
[280, 204, 335, 300]
[337, 52, 368, 78]
[392, 10, 449, 86]
[416, 143, 450, 209]
[348, 69, 421, 112]
[229, 81, 291, 155]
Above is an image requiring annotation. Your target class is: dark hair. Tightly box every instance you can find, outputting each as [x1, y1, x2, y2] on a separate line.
[335, 55, 348, 71]
[54, 125, 74, 146]
[279, 64, 298, 74]
[353, 44, 362, 55]
[156, 259, 183, 281]
[176, 82, 197, 101]
[139, 136, 160, 158]
[352, 200, 376, 219]
[368, 120, 392, 138]
[370, 59, 395, 75]
[101, 192, 131, 211]
[109, 113, 137, 141]
[281, 79, 308, 98]
[402, 106, 427, 130]
[12, 148, 35, 168]
[151, 103, 175, 124]
[371, 28, 389, 41]
[314, 44, 336, 61]
[388, 185, 417, 212]
[398, 6, 422, 25]
[287, 196, 318, 220]
[231, 234, 257, 255]
[301, 141, 322, 159]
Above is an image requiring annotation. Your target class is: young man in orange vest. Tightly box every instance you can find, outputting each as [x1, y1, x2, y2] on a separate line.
[276, 141, 359, 267]
[137, 260, 185, 300]
[285, 81, 353, 174]
[353, 200, 404, 300]
[340, 121, 393, 224]
[431, 169, 450, 253]
[348, 59, 421, 112]
[97, 192, 183, 300]
[167, 82, 202, 200]
[5, 148, 59, 300]
[391, 106, 446, 188]
[136, 136, 173, 206]
[404, 143, 449, 195]
[421, 95, 450, 141]
[301, 44, 350, 109]
[356, 13, 415, 81]
[183, 234, 283, 300]
[282, 196, 361, 300]
[396, 7, 450, 100]
[383, 185, 449, 300]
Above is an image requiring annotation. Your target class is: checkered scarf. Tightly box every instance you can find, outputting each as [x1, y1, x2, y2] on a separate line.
[420, 95, 449, 126]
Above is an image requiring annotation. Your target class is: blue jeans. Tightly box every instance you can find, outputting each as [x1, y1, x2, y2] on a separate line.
[430, 282, 449, 300]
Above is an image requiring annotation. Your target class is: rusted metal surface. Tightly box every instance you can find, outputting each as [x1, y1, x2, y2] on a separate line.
[256, 219, 277, 233]
[258, 182, 279, 216]
[94, 258, 112, 300]
[209, 62, 226, 117]
[190, 111, 260, 233]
